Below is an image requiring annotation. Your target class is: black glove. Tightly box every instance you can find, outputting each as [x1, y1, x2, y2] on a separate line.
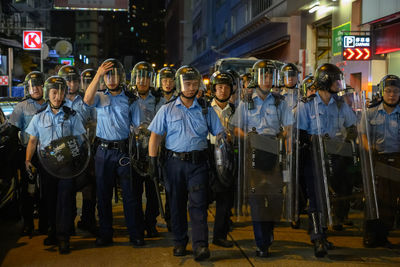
[149, 156, 159, 182]
[345, 125, 357, 141]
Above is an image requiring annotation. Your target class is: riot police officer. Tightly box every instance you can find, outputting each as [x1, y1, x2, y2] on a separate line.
[297, 63, 357, 257]
[130, 61, 160, 237]
[301, 75, 317, 99]
[155, 66, 177, 231]
[83, 59, 142, 246]
[81, 69, 97, 92]
[362, 75, 400, 248]
[58, 65, 97, 234]
[209, 71, 236, 248]
[148, 66, 223, 261]
[156, 67, 176, 110]
[25, 76, 86, 254]
[232, 59, 294, 257]
[9, 71, 47, 235]
[280, 63, 300, 109]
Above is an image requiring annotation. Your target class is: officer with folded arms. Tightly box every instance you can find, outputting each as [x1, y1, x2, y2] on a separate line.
[148, 65, 224, 261]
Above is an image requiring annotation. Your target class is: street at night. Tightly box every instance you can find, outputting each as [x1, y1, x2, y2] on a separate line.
[1, 0, 400, 266]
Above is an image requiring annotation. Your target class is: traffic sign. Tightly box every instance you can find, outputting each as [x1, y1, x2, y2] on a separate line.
[23, 31, 42, 50]
[0, 76, 9, 85]
[343, 48, 371, 60]
[342, 35, 371, 61]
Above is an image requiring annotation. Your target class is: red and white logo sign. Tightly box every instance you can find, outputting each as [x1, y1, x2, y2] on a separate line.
[0, 76, 9, 86]
[23, 31, 42, 50]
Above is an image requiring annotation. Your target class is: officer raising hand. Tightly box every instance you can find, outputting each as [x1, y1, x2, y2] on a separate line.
[83, 59, 142, 247]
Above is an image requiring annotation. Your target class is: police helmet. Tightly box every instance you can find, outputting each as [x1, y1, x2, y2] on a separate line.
[210, 71, 233, 93]
[379, 74, 400, 97]
[24, 71, 45, 99]
[281, 63, 299, 88]
[226, 69, 240, 93]
[102, 58, 126, 91]
[43, 76, 67, 102]
[156, 67, 176, 89]
[175, 65, 201, 96]
[315, 63, 345, 92]
[81, 69, 96, 92]
[249, 59, 278, 89]
[58, 65, 80, 82]
[131, 61, 155, 87]
[301, 75, 315, 97]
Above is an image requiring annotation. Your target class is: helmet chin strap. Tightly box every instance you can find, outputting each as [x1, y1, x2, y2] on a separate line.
[49, 100, 64, 110]
[162, 88, 175, 95]
[215, 96, 230, 103]
[181, 90, 198, 100]
[30, 96, 42, 101]
[383, 99, 400, 108]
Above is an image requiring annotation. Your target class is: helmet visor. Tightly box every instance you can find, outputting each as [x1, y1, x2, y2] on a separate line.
[179, 74, 200, 97]
[257, 68, 277, 89]
[134, 70, 154, 87]
[104, 68, 121, 89]
[28, 79, 44, 98]
[284, 71, 299, 88]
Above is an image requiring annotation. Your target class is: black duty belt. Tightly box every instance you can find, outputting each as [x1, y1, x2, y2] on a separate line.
[168, 149, 208, 164]
[98, 138, 128, 150]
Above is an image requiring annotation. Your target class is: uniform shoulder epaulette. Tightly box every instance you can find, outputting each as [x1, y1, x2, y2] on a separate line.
[36, 103, 48, 114]
[367, 99, 382, 109]
[272, 93, 285, 106]
[228, 102, 236, 114]
[197, 97, 210, 115]
[165, 96, 178, 105]
[62, 106, 76, 121]
[302, 94, 316, 103]
[124, 90, 138, 104]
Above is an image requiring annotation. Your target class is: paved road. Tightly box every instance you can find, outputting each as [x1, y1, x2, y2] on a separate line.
[1, 197, 400, 267]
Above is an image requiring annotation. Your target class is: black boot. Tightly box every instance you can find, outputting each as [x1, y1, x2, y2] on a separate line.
[310, 212, 327, 258]
[363, 219, 380, 248]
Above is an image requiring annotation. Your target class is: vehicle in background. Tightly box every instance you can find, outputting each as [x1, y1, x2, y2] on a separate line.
[211, 57, 258, 76]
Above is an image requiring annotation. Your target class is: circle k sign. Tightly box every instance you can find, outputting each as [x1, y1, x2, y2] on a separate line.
[23, 31, 42, 50]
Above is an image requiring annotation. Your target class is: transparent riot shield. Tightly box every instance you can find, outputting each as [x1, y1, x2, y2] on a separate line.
[311, 93, 363, 227]
[282, 88, 300, 222]
[37, 134, 90, 179]
[129, 122, 151, 177]
[356, 91, 379, 220]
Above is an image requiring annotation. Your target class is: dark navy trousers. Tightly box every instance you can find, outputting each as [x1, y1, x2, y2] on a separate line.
[42, 171, 75, 240]
[165, 157, 209, 250]
[252, 221, 274, 250]
[95, 146, 143, 239]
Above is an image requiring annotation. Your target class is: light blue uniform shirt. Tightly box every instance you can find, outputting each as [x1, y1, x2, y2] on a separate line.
[231, 92, 294, 136]
[88, 90, 141, 141]
[25, 104, 86, 149]
[361, 102, 400, 154]
[9, 98, 47, 146]
[65, 94, 95, 124]
[155, 96, 168, 113]
[298, 91, 357, 138]
[138, 92, 157, 124]
[148, 97, 224, 152]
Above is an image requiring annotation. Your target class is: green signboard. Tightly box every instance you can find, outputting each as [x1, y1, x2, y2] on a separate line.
[332, 21, 351, 56]
[58, 57, 74, 65]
